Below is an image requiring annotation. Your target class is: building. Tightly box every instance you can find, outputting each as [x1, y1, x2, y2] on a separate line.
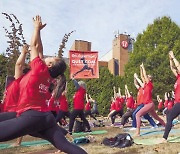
[70, 34, 133, 76]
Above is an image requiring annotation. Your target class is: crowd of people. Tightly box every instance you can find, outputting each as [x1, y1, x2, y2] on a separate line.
[0, 15, 180, 153]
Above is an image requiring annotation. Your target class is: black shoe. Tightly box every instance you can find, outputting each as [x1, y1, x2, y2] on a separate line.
[85, 129, 92, 133]
[69, 132, 72, 135]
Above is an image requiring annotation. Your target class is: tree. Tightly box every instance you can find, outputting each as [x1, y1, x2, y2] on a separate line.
[65, 66, 124, 115]
[58, 31, 75, 58]
[124, 16, 180, 100]
[2, 13, 27, 76]
[0, 54, 8, 100]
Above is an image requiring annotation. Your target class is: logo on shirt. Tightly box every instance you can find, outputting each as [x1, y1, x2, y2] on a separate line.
[39, 84, 49, 94]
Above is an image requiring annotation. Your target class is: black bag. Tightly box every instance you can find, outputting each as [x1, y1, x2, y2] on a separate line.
[93, 120, 105, 127]
[74, 120, 85, 133]
[102, 133, 133, 148]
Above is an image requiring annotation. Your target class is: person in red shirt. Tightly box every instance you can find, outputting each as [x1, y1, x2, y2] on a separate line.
[120, 85, 135, 127]
[110, 86, 124, 126]
[107, 97, 116, 120]
[0, 44, 29, 146]
[84, 93, 97, 120]
[0, 15, 87, 154]
[68, 79, 91, 135]
[132, 73, 157, 129]
[135, 63, 165, 136]
[160, 51, 180, 142]
[56, 83, 70, 126]
[157, 95, 164, 113]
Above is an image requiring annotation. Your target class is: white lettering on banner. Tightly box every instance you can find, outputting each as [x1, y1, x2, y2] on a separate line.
[72, 60, 96, 64]
[71, 53, 96, 58]
[39, 84, 49, 93]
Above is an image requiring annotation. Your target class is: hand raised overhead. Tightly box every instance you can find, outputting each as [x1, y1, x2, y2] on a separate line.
[33, 15, 46, 30]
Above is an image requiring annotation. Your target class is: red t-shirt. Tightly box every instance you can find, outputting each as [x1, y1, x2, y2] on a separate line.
[115, 98, 122, 111]
[3, 76, 23, 112]
[59, 95, 68, 112]
[167, 100, 174, 110]
[143, 81, 153, 104]
[73, 87, 86, 110]
[126, 96, 135, 109]
[48, 96, 59, 112]
[164, 100, 168, 108]
[110, 101, 116, 111]
[137, 87, 143, 105]
[174, 74, 180, 103]
[16, 57, 52, 116]
[85, 102, 91, 111]
[158, 101, 163, 110]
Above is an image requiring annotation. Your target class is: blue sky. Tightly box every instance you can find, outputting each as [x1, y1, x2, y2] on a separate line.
[0, 0, 180, 59]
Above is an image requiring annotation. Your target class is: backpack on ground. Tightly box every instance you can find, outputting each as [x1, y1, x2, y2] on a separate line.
[102, 133, 134, 148]
[74, 120, 85, 133]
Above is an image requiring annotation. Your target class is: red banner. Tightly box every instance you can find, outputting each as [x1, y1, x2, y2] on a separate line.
[69, 50, 99, 79]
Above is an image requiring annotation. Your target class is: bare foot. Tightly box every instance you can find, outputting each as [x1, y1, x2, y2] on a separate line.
[10, 143, 21, 147]
[133, 133, 140, 138]
[157, 138, 168, 144]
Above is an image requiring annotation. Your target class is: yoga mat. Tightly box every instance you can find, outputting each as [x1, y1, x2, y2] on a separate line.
[127, 128, 180, 137]
[0, 140, 50, 150]
[134, 136, 180, 145]
[73, 130, 108, 136]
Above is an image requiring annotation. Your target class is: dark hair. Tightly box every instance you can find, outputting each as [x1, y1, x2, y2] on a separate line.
[23, 67, 31, 74]
[48, 59, 66, 78]
[53, 74, 66, 100]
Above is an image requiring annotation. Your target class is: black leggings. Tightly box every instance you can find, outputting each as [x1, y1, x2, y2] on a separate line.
[163, 103, 180, 139]
[56, 110, 70, 124]
[121, 109, 134, 126]
[84, 110, 97, 120]
[0, 110, 87, 154]
[110, 109, 123, 124]
[0, 112, 16, 122]
[69, 109, 90, 133]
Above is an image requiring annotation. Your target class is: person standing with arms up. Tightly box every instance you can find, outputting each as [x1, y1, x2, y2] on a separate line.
[159, 51, 180, 142]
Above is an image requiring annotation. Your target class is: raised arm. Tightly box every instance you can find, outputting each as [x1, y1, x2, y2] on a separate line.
[85, 93, 89, 103]
[14, 44, 29, 79]
[157, 95, 161, 102]
[125, 85, 131, 98]
[140, 65, 146, 83]
[169, 51, 179, 77]
[140, 63, 149, 83]
[134, 73, 144, 88]
[113, 86, 117, 98]
[30, 15, 46, 61]
[118, 87, 122, 97]
[72, 78, 80, 90]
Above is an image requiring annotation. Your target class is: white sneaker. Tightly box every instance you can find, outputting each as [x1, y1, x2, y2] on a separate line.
[151, 125, 158, 129]
[129, 127, 136, 131]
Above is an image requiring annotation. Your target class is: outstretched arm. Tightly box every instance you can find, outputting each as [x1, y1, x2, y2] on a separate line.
[140, 63, 149, 83]
[14, 44, 29, 79]
[134, 73, 144, 88]
[113, 86, 117, 98]
[30, 15, 46, 61]
[118, 87, 122, 97]
[169, 51, 179, 77]
[125, 85, 131, 98]
[85, 93, 89, 103]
